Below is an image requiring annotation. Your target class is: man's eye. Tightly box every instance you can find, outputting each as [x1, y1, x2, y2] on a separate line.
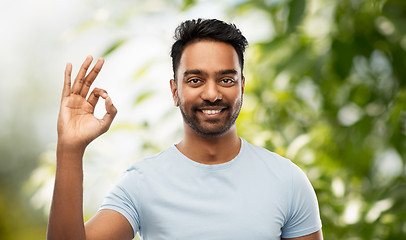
[221, 78, 235, 84]
[188, 78, 201, 84]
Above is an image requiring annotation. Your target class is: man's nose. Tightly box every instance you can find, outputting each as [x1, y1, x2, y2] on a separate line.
[201, 80, 222, 103]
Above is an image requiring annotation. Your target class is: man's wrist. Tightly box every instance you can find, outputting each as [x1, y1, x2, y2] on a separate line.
[57, 137, 87, 153]
[56, 139, 87, 162]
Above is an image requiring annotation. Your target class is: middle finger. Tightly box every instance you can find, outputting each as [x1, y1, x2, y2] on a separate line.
[80, 58, 105, 97]
[71, 55, 93, 94]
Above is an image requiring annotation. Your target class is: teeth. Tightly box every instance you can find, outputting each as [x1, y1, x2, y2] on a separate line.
[202, 109, 222, 115]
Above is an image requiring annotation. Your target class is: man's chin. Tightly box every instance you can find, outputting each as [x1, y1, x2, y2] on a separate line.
[191, 124, 233, 137]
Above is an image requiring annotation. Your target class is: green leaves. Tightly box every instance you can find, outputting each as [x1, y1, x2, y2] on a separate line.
[287, 0, 305, 33]
[236, 0, 406, 239]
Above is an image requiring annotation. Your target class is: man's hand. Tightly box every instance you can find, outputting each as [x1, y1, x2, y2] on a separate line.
[57, 56, 117, 152]
[48, 56, 118, 240]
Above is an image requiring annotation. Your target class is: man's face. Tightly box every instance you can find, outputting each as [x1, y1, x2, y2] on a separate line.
[170, 40, 245, 137]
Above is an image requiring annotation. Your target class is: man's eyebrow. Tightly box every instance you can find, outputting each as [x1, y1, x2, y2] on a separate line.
[183, 69, 206, 76]
[183, 69, 238, 77]
[216, 69, 238, 76]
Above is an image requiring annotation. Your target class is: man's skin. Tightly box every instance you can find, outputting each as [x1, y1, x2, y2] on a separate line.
[47, 41, 322, 239]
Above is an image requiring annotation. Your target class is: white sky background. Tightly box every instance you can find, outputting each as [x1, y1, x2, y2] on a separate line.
[0, 0, 272, 216]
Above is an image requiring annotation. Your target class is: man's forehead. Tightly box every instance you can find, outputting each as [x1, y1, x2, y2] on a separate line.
[180, 40, 237, 58]
[177, 41, 241, 76]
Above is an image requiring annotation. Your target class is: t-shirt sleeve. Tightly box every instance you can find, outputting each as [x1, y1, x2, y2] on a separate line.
[99, 169, 141, 237]
[281, 163, 322, 238]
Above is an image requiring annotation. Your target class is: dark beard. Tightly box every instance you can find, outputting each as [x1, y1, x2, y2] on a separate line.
[178, 96, 243, 137]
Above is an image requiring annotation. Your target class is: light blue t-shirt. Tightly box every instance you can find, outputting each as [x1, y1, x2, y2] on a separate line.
[100, 138, 322, 239]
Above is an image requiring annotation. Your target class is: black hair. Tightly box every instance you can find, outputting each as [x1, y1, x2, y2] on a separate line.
[170, 18, 248, 81]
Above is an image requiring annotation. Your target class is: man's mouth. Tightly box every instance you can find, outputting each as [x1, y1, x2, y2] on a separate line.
[201, 109, 222, 115]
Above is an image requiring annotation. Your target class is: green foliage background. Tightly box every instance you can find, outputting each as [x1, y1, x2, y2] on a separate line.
[0, 0, 405, 239]
[236, 0, 406, 239]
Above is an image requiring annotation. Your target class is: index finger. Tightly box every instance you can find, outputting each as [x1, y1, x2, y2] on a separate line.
[62, 62, 72, 99]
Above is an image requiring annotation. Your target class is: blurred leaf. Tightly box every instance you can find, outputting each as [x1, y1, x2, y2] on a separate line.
[287, 0, 305, 33]
[133, 60, 155, 81]
[101, 39, 126, 57]
[180, 0, 197, 11]
[134, 91, 155, 105]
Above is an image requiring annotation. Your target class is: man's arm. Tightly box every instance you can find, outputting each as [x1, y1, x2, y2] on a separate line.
[85, 209, 133, 240]
[47, 56, 131, 240]
[282, 230, 323, 240]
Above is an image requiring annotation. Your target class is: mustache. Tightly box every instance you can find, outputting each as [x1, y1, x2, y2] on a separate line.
[192, 101, 229, 110]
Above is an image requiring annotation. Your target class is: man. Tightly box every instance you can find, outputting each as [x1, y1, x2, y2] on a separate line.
[48, 19, 323, 240]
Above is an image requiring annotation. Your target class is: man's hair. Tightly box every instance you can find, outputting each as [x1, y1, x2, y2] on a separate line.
[170, 18, 248, 80]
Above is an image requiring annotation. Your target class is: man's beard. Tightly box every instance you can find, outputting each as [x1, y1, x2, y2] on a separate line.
[178, 95, 243, 137]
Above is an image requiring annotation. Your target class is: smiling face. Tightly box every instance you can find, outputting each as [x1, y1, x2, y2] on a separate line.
[170, 40, 245, 137]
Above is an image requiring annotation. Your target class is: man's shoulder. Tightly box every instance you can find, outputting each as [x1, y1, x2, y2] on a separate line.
[126, 146, 176, 173]
[242, 139, 301, 173]
[243, 139, 290, 162]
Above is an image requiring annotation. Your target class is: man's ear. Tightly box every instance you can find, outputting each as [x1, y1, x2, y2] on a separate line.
[170, 79, 179, 106]
[241, 76, 245, 94]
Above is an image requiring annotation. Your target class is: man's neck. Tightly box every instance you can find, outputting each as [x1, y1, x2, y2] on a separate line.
[176, 125, 241, 165]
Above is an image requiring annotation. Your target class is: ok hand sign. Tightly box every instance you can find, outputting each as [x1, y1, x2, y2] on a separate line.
[57, 56, 117, 152]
